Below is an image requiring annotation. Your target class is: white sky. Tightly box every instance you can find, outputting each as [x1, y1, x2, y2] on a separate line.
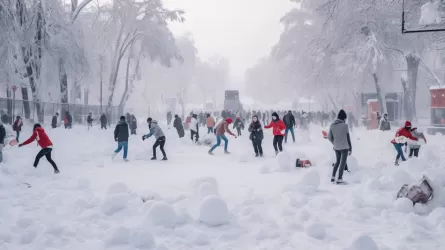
[164, 0, 295, 83]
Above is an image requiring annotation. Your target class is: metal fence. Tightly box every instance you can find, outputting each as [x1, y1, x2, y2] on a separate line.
[0, 98, 121, 125]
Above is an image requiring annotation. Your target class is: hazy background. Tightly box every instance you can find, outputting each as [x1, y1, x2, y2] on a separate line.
[165, 0, 294, 86]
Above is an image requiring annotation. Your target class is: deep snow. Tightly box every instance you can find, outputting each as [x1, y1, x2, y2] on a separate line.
[1, 122, 445, 250]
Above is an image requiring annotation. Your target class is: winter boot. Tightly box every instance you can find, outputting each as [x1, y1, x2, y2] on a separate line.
[275, 151, 279, 156]
[255, 153, 259, 157]
[112, 152, 117, 159]
[330, 176, 335, 183]
[54, 169, 60, 174]
[208, 151, 214, 155]
[161, 156, 168, 161]
[151, 157, 157, 160]
[224, 150, 230, 154]
[336, 179, 347, 185]
[395, 161, 399, 166]
[123, 159, 129, 162]
[260, 154, 264, 157]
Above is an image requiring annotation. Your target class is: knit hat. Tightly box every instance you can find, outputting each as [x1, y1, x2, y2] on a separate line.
[226, 118, 233, 124]
[147, 117, 152, 123]
[405, 121, 412, 128]
[337, 109, 347, 121]
[120, 116, 125, 121]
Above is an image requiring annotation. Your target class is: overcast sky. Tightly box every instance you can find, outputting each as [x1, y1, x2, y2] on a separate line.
[165, 0, 295, 83]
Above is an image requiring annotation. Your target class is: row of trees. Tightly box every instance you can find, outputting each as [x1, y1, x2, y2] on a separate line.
[245, 0, 445, 120]
[0, 0, 229, 122]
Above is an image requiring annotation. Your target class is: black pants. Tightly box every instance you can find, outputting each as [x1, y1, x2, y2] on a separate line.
[153, 136, 166, 158]
[101, 123, 107, 130]
[252, 139, 263, 155]
[409, 148, 419, 157]
[236, 127, 242, 136]
[273, 135, 284, 153]
[191, 130, 199, 142]
[332, 149, 348, 180]
[131, 129, 136, 135]
[34, 148, 59, 171]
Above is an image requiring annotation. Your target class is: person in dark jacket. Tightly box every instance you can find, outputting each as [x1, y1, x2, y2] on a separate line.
[379, 113, 391, 131]
[167, 111, 173, 126]
[64, 111, 73, 129]
[327, 110, 352, 184]
[87, 112, 93, 130]
[248, 115, 264, 157]
[233, 117, 244, 136]
[113, 116, 129, 161]
[100, 113, 107, 130]
[173, 114, 185, 138]
[0, 123, 5, 163]
[130, 114, 137, 135]
[51, 113, 59, 129]
[12, 116, 23, 142]
[283, 110, 296, 143]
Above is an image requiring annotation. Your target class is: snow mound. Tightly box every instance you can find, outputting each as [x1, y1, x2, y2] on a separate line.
[276, 151, 293, 171]
[141, 192, 161, 203]
[146, 201, 177, 228]
[198, 182, 219, 200]
[199, 195, 228, 226]
[305, 223, 326, 239]
[107, 227, 131, 246]
[101, 194, 129, 216]
[189, 177, 219, 195]
[194, 233, 209, 245]
[391, 170, 412, 187]
[107, 182, 129, 195]
[428, 207, 445, 225]
[130, 229, 156, 249]
[419, 1, 441, 26]
[198, 134, 215, 146]
[348, 234, 379, 250]
[394, 198, 414, 213]
[298, 168, 320, 189]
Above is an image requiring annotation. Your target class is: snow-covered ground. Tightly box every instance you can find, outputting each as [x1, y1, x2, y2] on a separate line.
[1, 122, 445, 250]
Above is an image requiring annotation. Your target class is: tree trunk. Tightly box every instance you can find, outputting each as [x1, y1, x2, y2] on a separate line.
[405, 53, 420, 121]
[59, 58, 69, 116]
[401, 77, 409, 120]
[118, 45, 134, 115]
[373, 73, 386, 114]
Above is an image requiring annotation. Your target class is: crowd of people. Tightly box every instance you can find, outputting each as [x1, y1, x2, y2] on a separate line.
[0, 107, 428, 184]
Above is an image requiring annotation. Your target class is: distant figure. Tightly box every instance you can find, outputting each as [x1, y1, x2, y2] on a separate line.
[173, 114, 185, 138]
[13, 116, 23, 142]
[52, 113, 59, 129]
[130, 114, 137, 135]
[167, 111, 173, 126]
[87, 112, 93, 130]
[100, 113, 107, 130]
[0, 123, 5, 162]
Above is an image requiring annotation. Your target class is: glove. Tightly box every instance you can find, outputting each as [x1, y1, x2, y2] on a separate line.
[348, 149, 352, 156]
[18, 143, 23, 147]
[142, 135, 146, 141]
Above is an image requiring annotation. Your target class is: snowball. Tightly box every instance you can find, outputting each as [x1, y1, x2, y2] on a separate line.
[146, 201, 177, 228]
[298, 169, 320, 189]
[391, 170, 412, 187]
[305, 223, 326, 239]
[194, 233, 209, 245]
[394, 198, 414, 213]
[129, 229, 156, 249]
[276, 151, 292, 171]
[414, 203, 429, 215]
[101, 194, 129, 216]
[199, 195, 229, 226]
[198, 182, 219, 200]
[107, 227, 130, 246]
[348, 235, 379, 250]
[189, 177, 219, 194]
[107, 182, 129, 195]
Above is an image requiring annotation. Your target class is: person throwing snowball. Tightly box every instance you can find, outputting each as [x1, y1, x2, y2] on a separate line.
[142, 118, 167, 161]
[19, 123, 60, 174]
[208, 117, 236, 155]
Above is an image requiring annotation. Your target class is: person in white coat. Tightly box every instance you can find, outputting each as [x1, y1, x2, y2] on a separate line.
[190, 113, 199, 143]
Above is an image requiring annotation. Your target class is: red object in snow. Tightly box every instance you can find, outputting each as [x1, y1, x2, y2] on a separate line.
[322, 130, 328, 138]
[22, 127, 53, 149]
[296, 159, 312, 168]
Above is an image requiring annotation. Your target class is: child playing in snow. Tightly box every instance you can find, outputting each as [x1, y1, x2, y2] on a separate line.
[19, 123, 60, 174]
[113, 116, 129, 161]
[408, 127, 426, 158]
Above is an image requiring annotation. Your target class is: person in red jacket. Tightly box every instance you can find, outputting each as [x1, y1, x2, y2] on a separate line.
[391, 121, 418, 166]
[264, 112, 286, 155]
[19, 124, 60, 174]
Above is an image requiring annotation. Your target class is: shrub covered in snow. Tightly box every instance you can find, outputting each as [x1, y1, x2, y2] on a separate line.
[199, 195, 228, 226]
[146, 201, 177, 227]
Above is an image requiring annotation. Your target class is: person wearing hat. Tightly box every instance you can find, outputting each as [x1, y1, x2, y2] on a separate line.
[142, 117, 167, 160]
[113, 116, 129, 161]
[19, 123, 60, 173]
[408, 127, 427, 158]
[13, 115, 23, 142]
[328, 109, 351, 184]
[208, 117, 236, 155]
[264, 112, 286, 155]
[391, 121, 418, 166]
